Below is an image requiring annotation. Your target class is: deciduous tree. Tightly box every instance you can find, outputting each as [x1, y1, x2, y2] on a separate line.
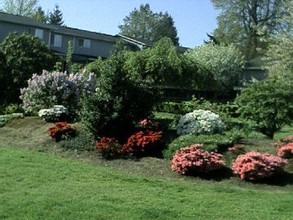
[1, 0, 38, 16]
[212, 0, 286, 60]
[119, 4, 179, 45]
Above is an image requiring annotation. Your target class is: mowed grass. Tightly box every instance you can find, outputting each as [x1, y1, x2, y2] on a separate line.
[1, 145, 293, 220]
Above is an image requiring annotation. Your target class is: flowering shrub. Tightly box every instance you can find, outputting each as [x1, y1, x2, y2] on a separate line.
[177, 109, 225, 135]
[20, 70, 96, 114]
[274, 135, 293, 159]
[48, 122, 76, 142]
[121, 130, 163, 156]
[96, 137, 121, 158]
[277, 143, 293, 159]
[38, 105, 68, 122]
[228, 145, 246, 155]
[171, 144, 224, 175]
[138, 118, 159, 130]
[232, 151, 287, 181]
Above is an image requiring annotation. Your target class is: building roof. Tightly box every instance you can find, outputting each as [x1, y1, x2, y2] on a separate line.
[0, 11, 117, 42]
[0, 11, 55, 29]
[117, 34, 189, 52]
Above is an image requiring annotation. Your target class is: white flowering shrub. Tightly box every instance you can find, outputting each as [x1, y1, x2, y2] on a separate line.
[177, 109, 225, 135]
[38, 105, 68, 122]
[20, 70, 96, 115]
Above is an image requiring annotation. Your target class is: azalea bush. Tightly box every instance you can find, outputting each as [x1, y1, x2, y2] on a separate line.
[121, 130, 163, 157]
[20, 70, 96, 115]
[277, 143, 293, 159]
[177, 109, 225, 135]
[96, 137, 121, 159]
[232, 151, 287, 181]
[48, 122, 76, 142]
[38, 105, 68, 122]
[274, 135, 293, 159]
[171, 144, 224, 175]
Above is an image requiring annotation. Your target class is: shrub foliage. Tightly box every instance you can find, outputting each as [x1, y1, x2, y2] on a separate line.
[235, 78, 293, 138]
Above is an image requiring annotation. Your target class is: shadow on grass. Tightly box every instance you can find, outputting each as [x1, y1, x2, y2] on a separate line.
[250, 172, 293, 186]
[188, 167, 233, 182]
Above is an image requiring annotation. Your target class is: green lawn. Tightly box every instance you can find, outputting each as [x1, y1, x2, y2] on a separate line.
[1, 145, 293, 220]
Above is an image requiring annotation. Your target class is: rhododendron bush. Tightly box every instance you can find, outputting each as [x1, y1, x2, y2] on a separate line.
[177, 109, 225, 135]
[48, 122, 76, 142]
[171, 144, 224, 175]
[20, 70, 96, 114]
[232, 151, 287, 181]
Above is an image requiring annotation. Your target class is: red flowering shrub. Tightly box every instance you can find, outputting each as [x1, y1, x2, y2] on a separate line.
[48, 122, 76, 142]
[121, 130, 162, 156]
[232, 151, 287, 181]
[96, 137, 121, 158]
[277, 143, 293, 159]
[171, 144, 224, 175]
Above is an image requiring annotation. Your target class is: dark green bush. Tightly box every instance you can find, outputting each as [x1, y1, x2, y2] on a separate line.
[235, 78, 293, 139]
[163, 131, 242, 159]
[80, 53, 160, 139]
[60, 127, 95, 151]
[0, 33, 57, 103]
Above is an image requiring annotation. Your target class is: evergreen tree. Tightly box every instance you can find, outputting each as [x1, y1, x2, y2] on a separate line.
[119, 4, 179, 45]
[49, 4, 64, 25]
[32, 6, 48, 23]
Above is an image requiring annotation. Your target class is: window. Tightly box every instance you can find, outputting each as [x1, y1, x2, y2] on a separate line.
[35, 28, 44, 39]
[78, 39, 91, 48]
[52, 34, 62, 47]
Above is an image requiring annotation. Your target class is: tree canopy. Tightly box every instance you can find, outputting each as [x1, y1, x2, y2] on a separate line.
[212, 0, 287, 61]
[1, 0, 38, 16]
[0, 33, 56, 103]
[185, 43, 244, 90]
[119, 4, 179, 46]
[264, 0, 293, 79]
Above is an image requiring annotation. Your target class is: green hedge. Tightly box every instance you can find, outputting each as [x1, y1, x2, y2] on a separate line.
[163, 131, 243, 160]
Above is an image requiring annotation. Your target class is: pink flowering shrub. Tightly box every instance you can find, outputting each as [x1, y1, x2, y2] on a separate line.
[277, 143, 293, 159]
[171, 144, 224, 175]
[274, 135, 293, 159]
[232, 151, 287, 181]
[138, 118, 159, 130]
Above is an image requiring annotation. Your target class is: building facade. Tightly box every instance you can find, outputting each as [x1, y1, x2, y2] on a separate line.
[0, 12, 119, 62]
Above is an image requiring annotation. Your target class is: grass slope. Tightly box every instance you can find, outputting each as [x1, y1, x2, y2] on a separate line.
[1, 145, 293, 220]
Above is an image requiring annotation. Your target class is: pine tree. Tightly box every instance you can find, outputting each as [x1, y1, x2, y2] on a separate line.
[49, 4, 64, 25]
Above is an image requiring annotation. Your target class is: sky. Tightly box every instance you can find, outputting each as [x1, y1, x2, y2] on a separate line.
[37, 0, 219, 48]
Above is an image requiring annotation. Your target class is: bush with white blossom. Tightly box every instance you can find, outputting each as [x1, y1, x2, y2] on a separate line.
[20, 70, 96, 114]
[38, 105, 68, 122]
[177, 109, 225, 135]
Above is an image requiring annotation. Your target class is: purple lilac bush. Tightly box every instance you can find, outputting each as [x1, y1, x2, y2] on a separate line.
[20, 70, 96, 114]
